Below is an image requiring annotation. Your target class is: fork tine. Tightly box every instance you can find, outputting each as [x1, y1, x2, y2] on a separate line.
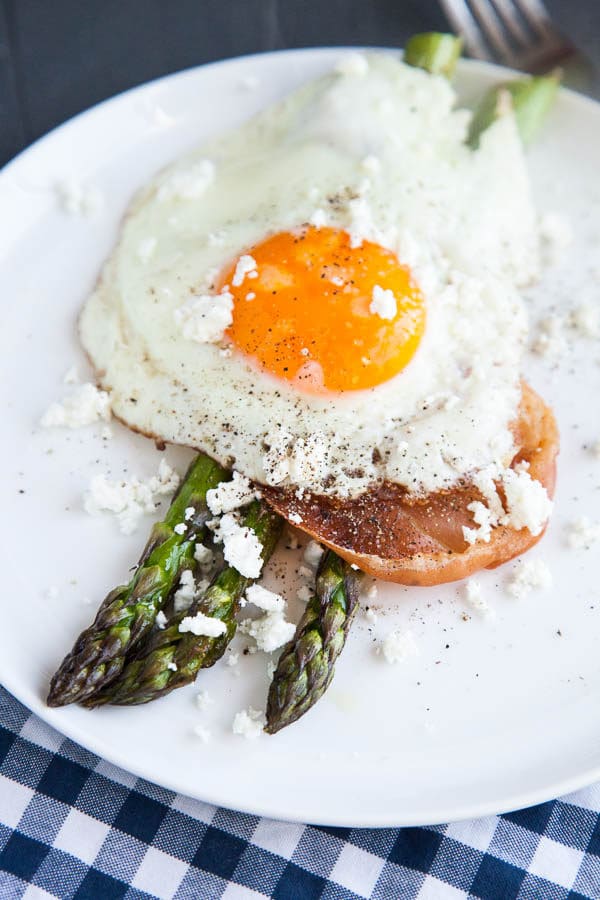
[510, 0, 558, 38]
[440, 0, 574, 71]
[438, 0, 491, 59]
[504, 0, 576, 72]
[468, 0, 516, 62]
[488, 0, 531, 46]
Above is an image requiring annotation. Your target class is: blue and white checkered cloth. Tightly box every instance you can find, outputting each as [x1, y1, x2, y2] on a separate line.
[1, 687, 600, 899]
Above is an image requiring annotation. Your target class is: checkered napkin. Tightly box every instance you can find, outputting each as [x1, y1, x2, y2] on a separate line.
[1, 688, 600, 900]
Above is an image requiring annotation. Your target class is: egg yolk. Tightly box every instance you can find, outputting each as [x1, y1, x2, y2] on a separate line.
[222, 226, 425, 392]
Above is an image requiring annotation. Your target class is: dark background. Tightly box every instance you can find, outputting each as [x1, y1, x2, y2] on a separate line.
[1, 0, 598, 168]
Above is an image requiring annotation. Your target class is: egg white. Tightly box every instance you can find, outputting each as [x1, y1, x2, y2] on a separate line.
[80, 53, 537, 498]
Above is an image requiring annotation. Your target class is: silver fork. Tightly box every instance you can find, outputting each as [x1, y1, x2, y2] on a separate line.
[439, 0, 585, 77]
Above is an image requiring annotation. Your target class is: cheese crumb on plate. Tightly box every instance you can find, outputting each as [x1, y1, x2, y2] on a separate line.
[380, 628, 419, 664]
[195, 690, 213, 710]
[83, 458, 179, 535]
[41, 383, 111, 428]
[303, 540, 324, 569]
[568, 517, 600, 550]
[239, 612, 295, 653]
[56, 179, 104, 217]
[232, 707, 265, 739]
[463, 579, 492, 616]
[506, 558, 552, 600]
[245, 584, 285, 613]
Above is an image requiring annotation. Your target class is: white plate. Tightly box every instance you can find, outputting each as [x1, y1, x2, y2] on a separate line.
[1, 48, 600, 828]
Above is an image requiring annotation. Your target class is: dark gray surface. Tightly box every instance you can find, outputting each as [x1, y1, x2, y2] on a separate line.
[0, 0, 597, 167]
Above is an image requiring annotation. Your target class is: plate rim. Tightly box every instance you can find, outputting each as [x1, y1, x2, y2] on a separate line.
[2, 45, 600, 827]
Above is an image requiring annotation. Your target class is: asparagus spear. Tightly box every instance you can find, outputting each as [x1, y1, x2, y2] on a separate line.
[468, 71, 560, 147]
[404, 32, 463, 78]
[85, 499, 283, 706]
[265, 550, 361, 734]
[47, 454, 228, 707]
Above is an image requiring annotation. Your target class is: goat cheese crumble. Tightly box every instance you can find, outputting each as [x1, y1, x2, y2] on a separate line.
[174, 288, 234, 344]
[179, 611, 227, 637]
[296, 585, 312, 603]
[83, 459, 179, 534]
[507, 559, 552, 600]
[56, 179, 104, 217]
[157, 159, 215, 202]
[239, 613, 295, 653]
[369, 285, 397, 320]
[568, 517, 600, 550]
[463, 579, 492, 615]
[231, 254, 258, 287]
[209, 513, 264, 578]
[206, 471, 259, 515]
[380, 628, 419, 664]
[303, 541, 325, 569]
[194, 543, 213, 568]
[501, 468, 553, 535]
[245, 584, 285, 613]
[463, 501, 496, 545]
[195, 690, 213, 710]
[262, 431, 329, 490]
[173, 568, 197, 612]
[364, 608, 378, 625]
[232, 707, 265, 739]
[239, 579, 296, 652]
[462, 466, 552, 545]
[156, 610, 167, 629]
[41, 383, 111, 428]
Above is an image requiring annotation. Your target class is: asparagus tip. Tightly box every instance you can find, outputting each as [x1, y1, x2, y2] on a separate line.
[404, 32, 463, 78]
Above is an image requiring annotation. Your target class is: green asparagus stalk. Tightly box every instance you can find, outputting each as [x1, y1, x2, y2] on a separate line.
[47, 454, 228, 707]
[404, 32, 463, 78]
[84, 499, 283, 706]
[468, 71, 560, 147]
[265, 550, 361, 734]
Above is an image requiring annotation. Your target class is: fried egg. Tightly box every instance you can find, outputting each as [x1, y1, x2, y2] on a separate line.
[80, 52, 538, 498]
